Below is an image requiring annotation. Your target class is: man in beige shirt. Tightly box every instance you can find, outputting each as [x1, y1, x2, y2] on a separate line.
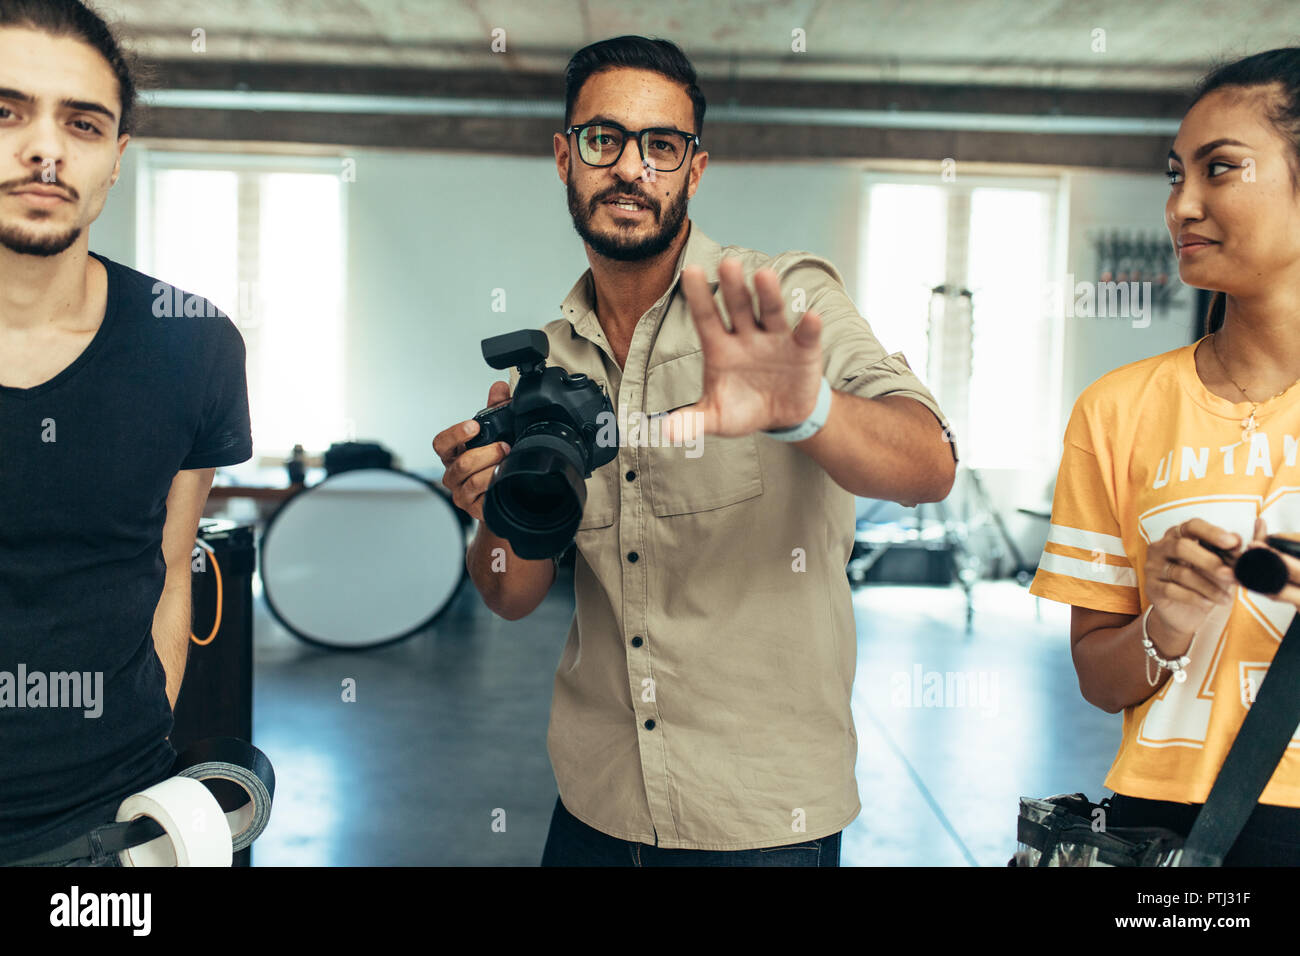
[435, 36, 957, 866]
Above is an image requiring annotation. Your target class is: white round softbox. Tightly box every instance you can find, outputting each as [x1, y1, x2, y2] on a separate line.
[260, 469, 466, 649]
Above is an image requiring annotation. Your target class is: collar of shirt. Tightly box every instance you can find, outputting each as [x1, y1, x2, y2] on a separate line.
[556, 221, 721, 367]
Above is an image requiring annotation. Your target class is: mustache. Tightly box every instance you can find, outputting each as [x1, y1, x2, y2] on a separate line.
[0, 174, 79, 199]
[594, 188, 656, 211]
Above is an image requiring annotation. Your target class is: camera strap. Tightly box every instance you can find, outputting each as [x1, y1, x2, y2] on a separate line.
[1177, 611, 1300, 866]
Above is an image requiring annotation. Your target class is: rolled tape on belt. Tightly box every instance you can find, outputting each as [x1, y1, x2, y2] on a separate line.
[116, 776, 233, 867]
[172, 737, 275, 853]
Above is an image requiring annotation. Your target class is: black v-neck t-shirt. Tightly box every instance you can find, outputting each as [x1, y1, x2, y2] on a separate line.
[0, 252, 252, 863]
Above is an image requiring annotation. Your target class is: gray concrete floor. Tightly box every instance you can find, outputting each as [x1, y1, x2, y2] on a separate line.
[249, 569, 1120, 866]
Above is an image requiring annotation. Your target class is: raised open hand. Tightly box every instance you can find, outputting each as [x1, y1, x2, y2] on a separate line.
[659, 258, 823, 443]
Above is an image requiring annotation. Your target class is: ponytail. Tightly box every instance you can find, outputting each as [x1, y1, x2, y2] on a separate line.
[1205, 291, 1225, 335]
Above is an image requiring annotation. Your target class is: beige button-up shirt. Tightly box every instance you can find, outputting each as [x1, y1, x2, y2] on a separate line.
[509, 222, 955, 850]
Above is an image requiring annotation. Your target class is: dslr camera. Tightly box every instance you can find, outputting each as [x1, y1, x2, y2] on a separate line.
[463, 329, 618, 559]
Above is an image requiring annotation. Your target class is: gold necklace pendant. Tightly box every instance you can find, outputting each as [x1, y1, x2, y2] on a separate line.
[1211, 331, 1300, 442]
[1242, 407, 1259, 442]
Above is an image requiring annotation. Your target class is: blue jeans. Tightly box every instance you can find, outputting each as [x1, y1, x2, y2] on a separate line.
[52, 852, 123, 867]
[540, 796, 841, 866]
[17, 846, 122, 867]
[14, 830, 125, 867]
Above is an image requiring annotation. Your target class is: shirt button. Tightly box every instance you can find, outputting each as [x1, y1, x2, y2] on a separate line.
[644, 719, 656, 730]
[631, 636, 643, 647]
[627, 551, 639, 563]
[625, 470, 636, 481]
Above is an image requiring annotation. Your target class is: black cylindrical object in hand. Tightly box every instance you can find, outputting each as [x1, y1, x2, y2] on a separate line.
[1234, 548, 1289, 595]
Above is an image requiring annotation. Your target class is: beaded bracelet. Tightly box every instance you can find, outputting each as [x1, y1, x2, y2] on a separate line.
[1141, 605, 1195, 686]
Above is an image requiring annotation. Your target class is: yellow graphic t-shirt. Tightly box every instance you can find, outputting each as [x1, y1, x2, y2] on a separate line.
[1030, 336, 1300, 807]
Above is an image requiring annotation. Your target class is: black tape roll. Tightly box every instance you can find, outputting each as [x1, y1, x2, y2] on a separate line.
[172, 737, 275, 853]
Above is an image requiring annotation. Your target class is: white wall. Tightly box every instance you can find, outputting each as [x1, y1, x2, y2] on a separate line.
[339, 151, 583, 473]
[1060, 168, 1199, 420]
[90, 145, 137, 264]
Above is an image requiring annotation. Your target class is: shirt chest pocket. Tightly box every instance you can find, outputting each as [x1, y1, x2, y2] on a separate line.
[642, 351, 764, 517]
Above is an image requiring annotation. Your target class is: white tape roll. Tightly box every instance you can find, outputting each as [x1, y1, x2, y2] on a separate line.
[115, 776, 233, 867]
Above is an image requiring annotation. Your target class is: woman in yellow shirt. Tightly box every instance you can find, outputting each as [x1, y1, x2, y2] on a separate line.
[1030, 47, 1300, 865]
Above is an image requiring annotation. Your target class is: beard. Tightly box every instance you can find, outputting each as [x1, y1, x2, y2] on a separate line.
[567, 176, 689, 262]
[0, 219, 82, 257]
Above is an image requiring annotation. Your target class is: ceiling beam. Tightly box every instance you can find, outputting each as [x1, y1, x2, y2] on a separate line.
[136, 59, 1190, 169]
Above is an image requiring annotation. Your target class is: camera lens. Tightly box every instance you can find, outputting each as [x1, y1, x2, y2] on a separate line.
[499, 471, 576, 525]
[482, 429, 587, 559]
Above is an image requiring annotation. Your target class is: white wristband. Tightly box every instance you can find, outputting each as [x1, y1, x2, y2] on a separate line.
[763, 377, 833, 443]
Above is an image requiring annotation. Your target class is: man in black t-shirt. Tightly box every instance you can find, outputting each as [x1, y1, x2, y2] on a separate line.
[0, 2, 253, 865]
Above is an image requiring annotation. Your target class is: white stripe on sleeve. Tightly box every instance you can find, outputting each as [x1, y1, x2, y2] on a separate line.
[1046, 524, 1131, 563]
[1039, 551, 1138, 588]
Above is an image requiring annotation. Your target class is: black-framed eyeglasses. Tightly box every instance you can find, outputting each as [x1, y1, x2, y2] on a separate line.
[565, 122, 700, 173]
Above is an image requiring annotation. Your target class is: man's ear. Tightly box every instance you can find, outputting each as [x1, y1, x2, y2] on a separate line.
[111, 133, 131, 186]
[687, 149, 708, 199]
[554, 131, 571, 185]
